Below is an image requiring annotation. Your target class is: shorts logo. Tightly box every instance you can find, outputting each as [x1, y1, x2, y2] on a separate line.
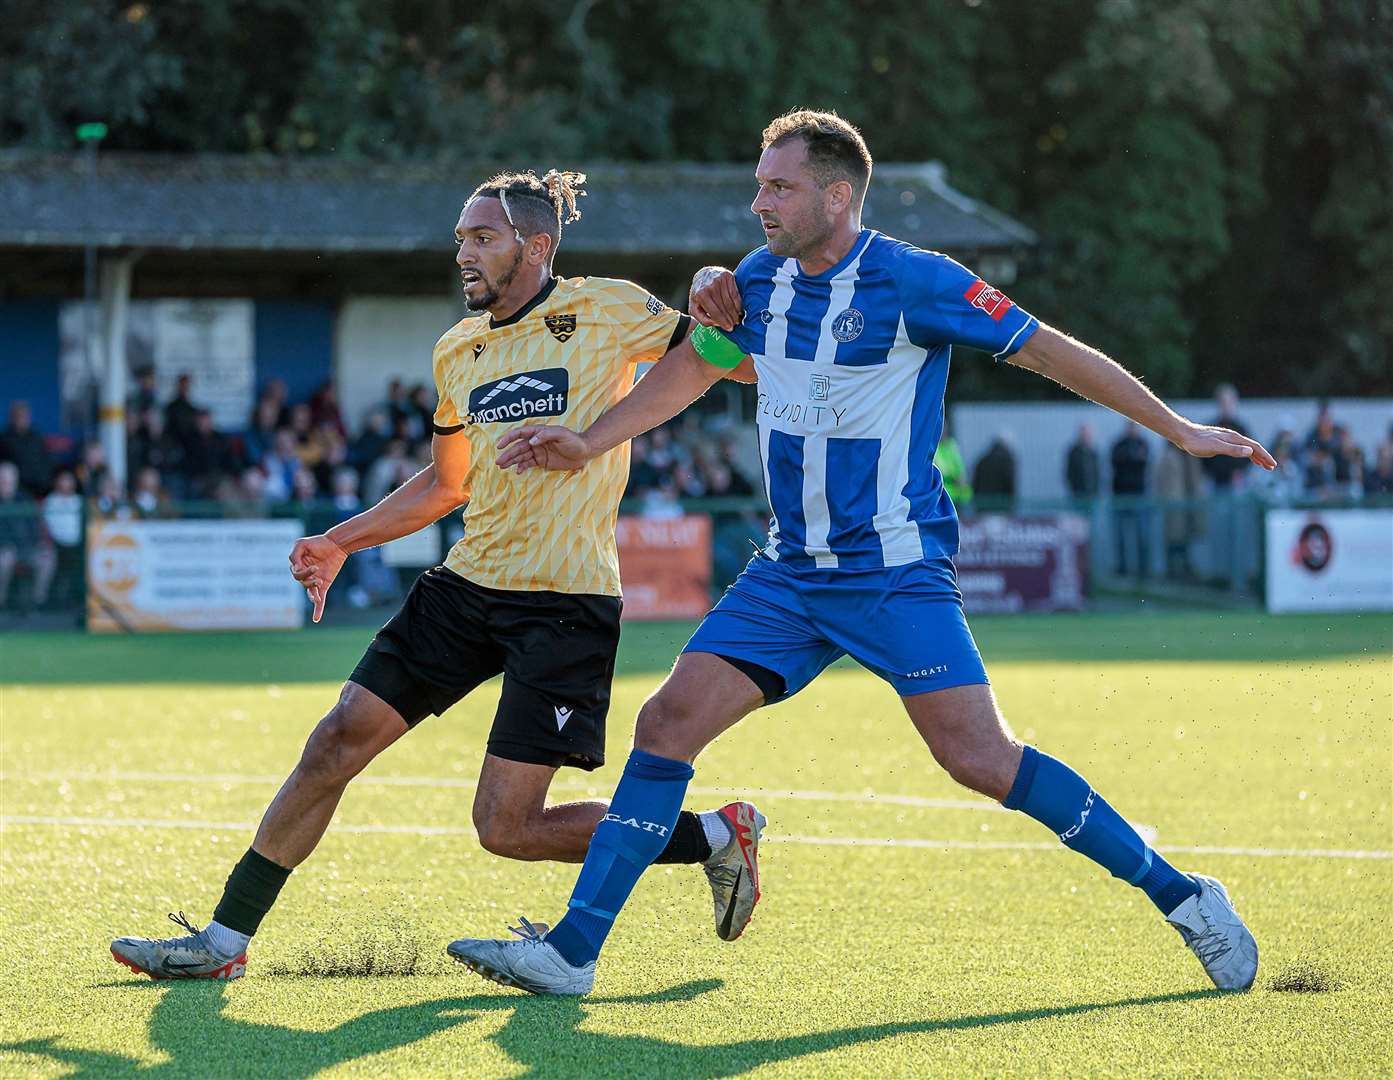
[809, 373, 830, 402]
[964, 280, 1013, 322]
[545, 314, 578, 342]
[757, 309, 773, 325]
[467, 367, 569, 424]
[645, 294, 667, 316]
[830, 308, 864, 342]
[553, 705, 574, 731]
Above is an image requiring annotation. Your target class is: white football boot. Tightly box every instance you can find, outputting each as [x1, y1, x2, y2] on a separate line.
[1165, 874, 1259, 990]
[448, 917, 594, 996]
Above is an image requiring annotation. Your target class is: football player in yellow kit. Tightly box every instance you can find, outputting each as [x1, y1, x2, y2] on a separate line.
[110, 170, 764, 982]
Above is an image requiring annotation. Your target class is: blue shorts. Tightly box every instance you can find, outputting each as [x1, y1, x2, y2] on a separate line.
[683, 555, 989, 702]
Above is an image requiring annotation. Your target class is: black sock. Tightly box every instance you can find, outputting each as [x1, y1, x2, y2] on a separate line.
[211, 847, 292, 936]
[652, 810, 711, 865]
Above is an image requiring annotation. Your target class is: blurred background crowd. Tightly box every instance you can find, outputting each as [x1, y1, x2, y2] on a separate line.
[4, 373, 1390, 613]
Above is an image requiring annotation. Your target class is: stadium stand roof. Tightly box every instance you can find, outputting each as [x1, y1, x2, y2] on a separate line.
[0, 153, 1037, 257]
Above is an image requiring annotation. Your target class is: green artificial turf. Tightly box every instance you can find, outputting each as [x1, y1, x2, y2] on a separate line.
[2, 612, 1390, 1077]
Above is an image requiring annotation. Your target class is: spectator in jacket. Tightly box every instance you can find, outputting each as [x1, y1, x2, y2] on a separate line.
[971, 437, 1016, 508]
[0, 401, 54, 498]
[1110, 422, 1150, 577]
[1155, 441, 1203, 581]
[1065, 424, 1100, 504]
[1201, 384, 1252, 491]
[0, 461, 55, 609]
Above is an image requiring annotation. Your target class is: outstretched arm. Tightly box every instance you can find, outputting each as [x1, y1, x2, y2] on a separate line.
[1009, 325, 1276, 468]
[290, 431, 471, 622]
[496, 335, 726, 472]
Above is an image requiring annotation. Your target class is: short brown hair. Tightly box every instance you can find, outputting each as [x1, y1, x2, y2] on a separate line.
[762, 109, 872, 200]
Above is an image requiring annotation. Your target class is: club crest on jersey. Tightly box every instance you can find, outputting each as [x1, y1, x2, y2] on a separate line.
[467, 367, 569, 424]
[964, 280, 1013, 322]
[472, 342, 486, 359]
[830, 308, 864, 342]
[545, 314, 578, 342]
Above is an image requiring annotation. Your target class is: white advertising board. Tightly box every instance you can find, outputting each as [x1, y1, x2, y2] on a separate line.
[1264, 509, 1393, 613]
[87, 519, 305, 632]
[60, 299, 255, 431]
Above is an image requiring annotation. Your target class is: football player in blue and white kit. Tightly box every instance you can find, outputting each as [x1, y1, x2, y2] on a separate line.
[451, 110, 1276, 996]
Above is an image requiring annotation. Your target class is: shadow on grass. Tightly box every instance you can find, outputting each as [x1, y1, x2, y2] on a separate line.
[3, 977, 1226, 1079]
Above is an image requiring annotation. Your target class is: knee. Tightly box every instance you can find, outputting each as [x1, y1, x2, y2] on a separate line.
[298, 706, 374, 787]
[933, 732, 1021, 801]
[472, 805, 535, 860]
[633, 690, 696, 758]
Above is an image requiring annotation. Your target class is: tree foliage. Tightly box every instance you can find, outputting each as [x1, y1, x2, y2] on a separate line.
[2, 0, 1388, 395]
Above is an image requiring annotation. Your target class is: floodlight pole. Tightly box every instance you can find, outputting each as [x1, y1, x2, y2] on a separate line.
[76, 122, 107, 453]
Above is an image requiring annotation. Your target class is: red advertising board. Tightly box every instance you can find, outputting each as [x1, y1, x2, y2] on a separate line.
[955, 513, 1089, 613]
[616, 514, 713, 619]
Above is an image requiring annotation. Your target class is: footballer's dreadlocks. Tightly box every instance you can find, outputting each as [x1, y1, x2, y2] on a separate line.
[466, 169, 587, 265]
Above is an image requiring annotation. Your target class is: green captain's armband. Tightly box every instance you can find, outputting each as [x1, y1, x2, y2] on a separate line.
[690, 323, 747, 369]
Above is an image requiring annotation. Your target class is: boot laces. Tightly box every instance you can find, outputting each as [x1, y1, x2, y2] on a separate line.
[507, 916, 550, 944]
[149, 911, 206, 950]
[1177, 912, 1233, 966]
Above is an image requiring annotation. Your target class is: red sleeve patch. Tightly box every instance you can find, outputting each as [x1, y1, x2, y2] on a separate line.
[964, 279, 1014, 322]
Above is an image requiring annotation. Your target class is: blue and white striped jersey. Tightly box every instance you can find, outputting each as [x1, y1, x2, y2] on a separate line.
[723, 229, 1038, 568]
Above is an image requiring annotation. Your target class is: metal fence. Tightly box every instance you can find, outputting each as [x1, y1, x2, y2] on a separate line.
[2, 492, 1389, 626]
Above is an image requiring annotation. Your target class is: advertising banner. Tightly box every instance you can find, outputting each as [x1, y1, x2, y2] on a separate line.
[1265, 509, 1393, 613]
[86, 519, 304, 632]
[955, 513, 1089, 613]
[616, 514, 712, 620]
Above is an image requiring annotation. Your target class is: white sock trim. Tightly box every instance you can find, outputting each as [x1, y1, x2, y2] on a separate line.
[204, 919, 252, 960]
[699, 810, 731, 857]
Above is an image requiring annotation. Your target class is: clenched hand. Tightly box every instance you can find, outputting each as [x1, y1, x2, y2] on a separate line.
[289, 534, 348, 623]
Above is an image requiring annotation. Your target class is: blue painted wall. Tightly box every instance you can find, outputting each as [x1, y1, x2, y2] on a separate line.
[253, 301, 336, 411]
[0, 300, 336, 435]
[0, 301, 62, 431]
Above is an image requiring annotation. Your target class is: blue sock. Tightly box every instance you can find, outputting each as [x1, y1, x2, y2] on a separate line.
[1003, 745, 1200, 915]
[545, 749, 694, 967]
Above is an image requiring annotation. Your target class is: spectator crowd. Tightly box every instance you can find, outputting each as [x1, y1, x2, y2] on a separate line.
[1053, 386, 1393, 509]
[3, 374, 1389, 611]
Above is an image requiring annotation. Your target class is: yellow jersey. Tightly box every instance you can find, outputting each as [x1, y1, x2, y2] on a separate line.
[432, 275, 688, 596]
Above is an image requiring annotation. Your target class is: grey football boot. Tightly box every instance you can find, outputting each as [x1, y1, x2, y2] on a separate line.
[704, 801, 767, 941]
[111, 912, 248, 981]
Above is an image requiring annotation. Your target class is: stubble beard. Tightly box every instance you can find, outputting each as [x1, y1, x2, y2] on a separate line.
[464, 247, 524, 312]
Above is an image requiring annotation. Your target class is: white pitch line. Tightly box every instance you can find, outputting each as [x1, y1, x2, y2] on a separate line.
[0, 770, 1156, 840]
[1, 815, 1387, 860]
[0, 770, 1015, 812]
[770, 834, 1393, 860]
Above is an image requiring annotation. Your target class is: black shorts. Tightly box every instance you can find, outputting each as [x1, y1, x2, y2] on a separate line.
[348, 566, 622, 771]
